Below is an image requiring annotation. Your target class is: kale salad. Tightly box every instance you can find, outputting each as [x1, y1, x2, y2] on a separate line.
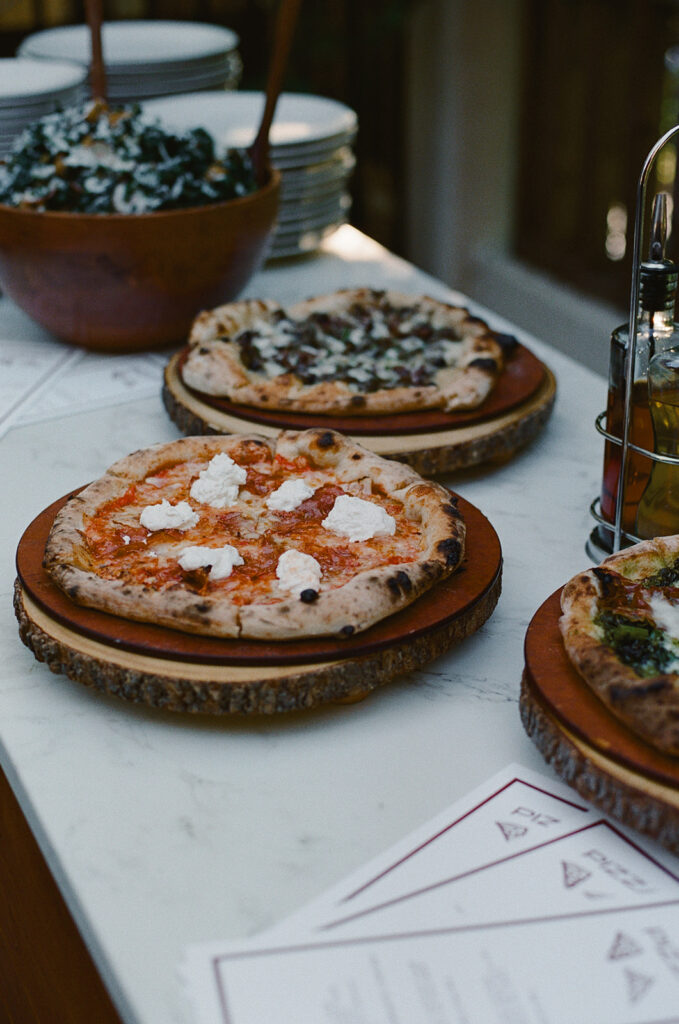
[0, 100, 257, 214]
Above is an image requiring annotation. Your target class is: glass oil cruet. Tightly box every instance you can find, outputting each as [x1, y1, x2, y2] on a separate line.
[594, 192, 679, 553]
[635, 346, 679, 537]
[588, 122, 679, 561]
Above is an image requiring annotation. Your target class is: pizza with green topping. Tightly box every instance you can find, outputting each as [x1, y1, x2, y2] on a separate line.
[559, 536, 679, 755]
[181, 288, 512, 415]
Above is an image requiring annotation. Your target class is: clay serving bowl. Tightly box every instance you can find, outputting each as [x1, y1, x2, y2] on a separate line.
[0, 168, 280, 352]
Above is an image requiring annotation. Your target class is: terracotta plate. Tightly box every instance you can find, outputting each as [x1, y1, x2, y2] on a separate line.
[16, 492, 502, 668]
[176, 343, 545, 437]
[522, 589, 679, 789]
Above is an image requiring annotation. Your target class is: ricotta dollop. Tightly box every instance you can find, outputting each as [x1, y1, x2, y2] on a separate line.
[265, 479, 315, 512]
[276, 549, 322, 594]
[140, 499, 199, 532]
[190, 453, 247, 508]
[321, 495, 396, 542]
[177, 544, 244, 581]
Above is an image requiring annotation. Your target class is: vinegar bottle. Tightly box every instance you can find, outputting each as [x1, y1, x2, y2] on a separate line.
[635, 348, 679, 538]
[597, 192, 679, 549]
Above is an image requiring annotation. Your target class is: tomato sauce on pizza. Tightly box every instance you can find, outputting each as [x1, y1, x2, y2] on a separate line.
[45, 431, 465, 640]
[79, 444, 425, 606]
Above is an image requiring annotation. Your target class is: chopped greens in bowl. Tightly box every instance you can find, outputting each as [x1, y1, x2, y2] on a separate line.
[0, 99, 257, 214]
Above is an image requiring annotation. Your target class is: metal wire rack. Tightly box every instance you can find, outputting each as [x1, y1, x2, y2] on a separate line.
[587, 123, 679, 563]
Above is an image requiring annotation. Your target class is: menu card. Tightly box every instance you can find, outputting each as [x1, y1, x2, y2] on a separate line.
[181, 764, 679, 1024]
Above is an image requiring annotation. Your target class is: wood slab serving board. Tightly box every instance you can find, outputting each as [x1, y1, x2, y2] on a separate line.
[162, 346, 556, 476]
[521, 589, 679, 854]
[15, 495, 502, 716]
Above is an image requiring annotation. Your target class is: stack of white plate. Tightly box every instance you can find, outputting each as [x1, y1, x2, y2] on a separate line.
[17, 21, 241, 103]
[145, 91, 357, 259]
[0, 57, 88, 157]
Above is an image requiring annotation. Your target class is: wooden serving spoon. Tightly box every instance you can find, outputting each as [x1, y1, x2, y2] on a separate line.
[84, 0, 300, 189]
[248, 0, 303, 188]
[85, 0, 107, 102]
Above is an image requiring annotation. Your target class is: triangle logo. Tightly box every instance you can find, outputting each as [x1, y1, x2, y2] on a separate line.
[496, 820, 528, 841]
[608, 931, 643, 960]
[624, 968, 654, 1004]
[562, 860, 591, 888]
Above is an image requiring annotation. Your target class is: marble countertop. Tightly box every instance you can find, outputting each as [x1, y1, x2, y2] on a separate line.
[0, 227, 608, 1024]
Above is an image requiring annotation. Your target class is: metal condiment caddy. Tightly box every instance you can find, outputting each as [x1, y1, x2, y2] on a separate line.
[587, 124, 679, 562]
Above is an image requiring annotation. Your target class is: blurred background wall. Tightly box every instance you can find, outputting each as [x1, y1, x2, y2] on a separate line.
[3, 0, 679, 374]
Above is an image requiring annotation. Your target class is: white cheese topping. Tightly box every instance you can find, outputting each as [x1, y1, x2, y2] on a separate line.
[189, 452, 247, 508]
[140, 499, 198, 532]
[276, 549, 322, 594]
[249, 317, 294, 342]
[321, 495, 396, 542]
[647, 591, 679, 662]
[648, 592, 679, 639]
[177, 544, 244, 581]
[265, 479, 315, 512]
[440, 339, 463, 361]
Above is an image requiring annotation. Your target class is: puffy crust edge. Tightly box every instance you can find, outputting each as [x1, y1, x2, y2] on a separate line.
[596, 534, 679, 580]
[559, 541, 679, 756]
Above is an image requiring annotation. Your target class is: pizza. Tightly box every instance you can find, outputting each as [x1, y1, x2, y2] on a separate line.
[43, 428, 465, 641]
[181, 288, 514, 416]
[559, 535, 679, 755]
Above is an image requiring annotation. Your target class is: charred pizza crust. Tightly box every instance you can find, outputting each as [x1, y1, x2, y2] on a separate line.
[44, 429, 465, 641]
[181, 288, 508, 415]
[560, 536, 679, 755]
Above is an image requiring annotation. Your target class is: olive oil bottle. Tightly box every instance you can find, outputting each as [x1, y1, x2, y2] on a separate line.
[599, 358, 655, 536]
[597, 192, 679, 549]
[635, 348, 679, 537]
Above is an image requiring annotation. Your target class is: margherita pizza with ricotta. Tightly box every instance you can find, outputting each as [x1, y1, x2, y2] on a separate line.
[181, 288, 512, 416]
[44, 429, 465, 641]
[560, 536, 679, 755]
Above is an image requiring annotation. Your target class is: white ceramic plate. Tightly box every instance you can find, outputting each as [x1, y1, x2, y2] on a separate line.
[0, 58, 86, 106]
[280, 168, 354, 202]
[105, 50, 240, 80]
[107, 70, 240, 103]
[278, 192, 352, 227]
[268, 135, 357, 170]
[268, 221, 346, 260]
[18, 21, 239, 69]
[143, 91, 357, 151]
[0, 89, 86, 120]
[279, 148, 355, 189]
